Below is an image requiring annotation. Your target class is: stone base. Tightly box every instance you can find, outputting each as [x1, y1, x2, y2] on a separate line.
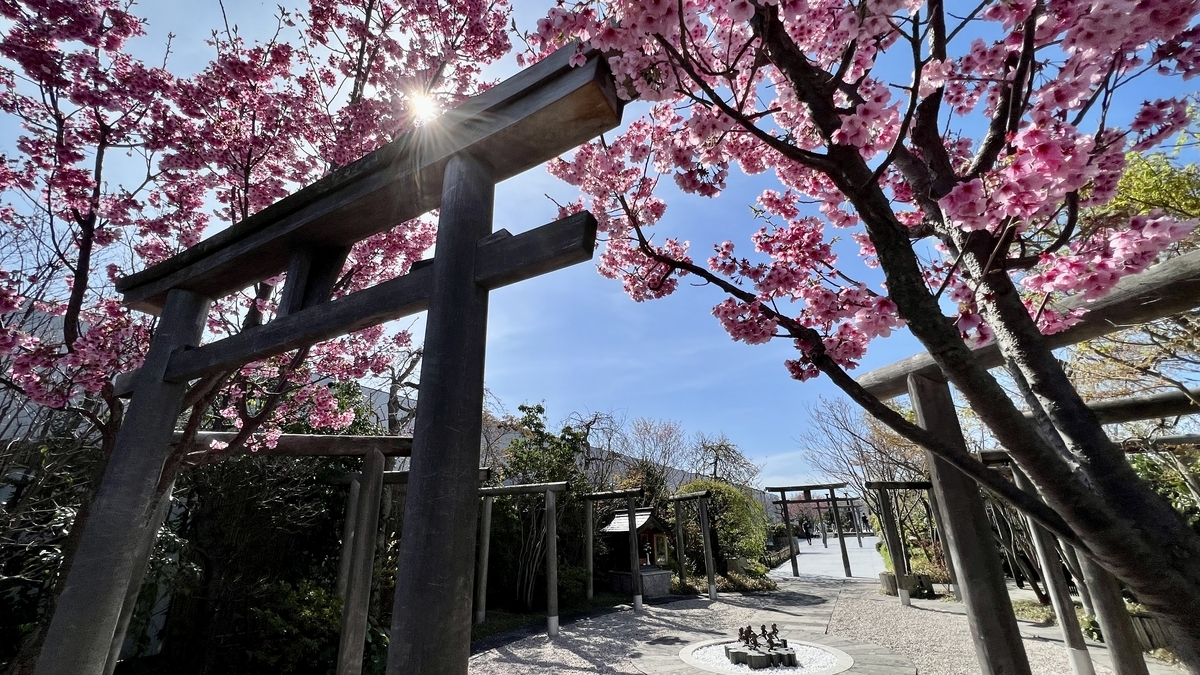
[724, 641, 797, 668]
[610, 567, 672, 598]
[878, 572, 935, 598]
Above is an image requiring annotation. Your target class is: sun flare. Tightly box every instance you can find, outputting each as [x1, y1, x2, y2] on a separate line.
[408, 93, 440, 123]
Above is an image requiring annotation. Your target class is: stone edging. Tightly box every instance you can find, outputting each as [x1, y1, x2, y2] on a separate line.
[678, 638, 855, 674]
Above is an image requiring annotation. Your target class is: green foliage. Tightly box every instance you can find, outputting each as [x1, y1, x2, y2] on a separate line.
[1011, 599, 1057, 625]
[1129, 454, 1200, 527]
[486, 404, 591, 612]
[1105, 153, 1200, 224]
[502, 404, 588, 485]
[246, 581, 341, 672]
[677, 479, 769, 570]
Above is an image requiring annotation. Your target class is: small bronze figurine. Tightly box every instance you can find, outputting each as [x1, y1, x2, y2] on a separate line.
[737, 627, 747, 645]
[769, 624, 779, 639]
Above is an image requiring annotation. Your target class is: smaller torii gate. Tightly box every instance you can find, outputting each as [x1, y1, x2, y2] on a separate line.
[474, 481, 569, 636]
[864, 480, 933, 606]
[667, 490, 717, 601]
[329, 465, 491, 675]
[766, 483, 852, 578]
[582, 488, 644, 611]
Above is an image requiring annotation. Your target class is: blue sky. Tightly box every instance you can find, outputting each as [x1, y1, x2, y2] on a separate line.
[107, 0, 909, 488]
[74, 1, 1198, 488]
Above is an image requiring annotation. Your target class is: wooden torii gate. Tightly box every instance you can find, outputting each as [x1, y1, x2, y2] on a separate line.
[328, 466, 491, 675]
[766, 483, 852, 578]
[474, 481, 569, 636]
[853, 249, 1200, 675]
[34, 46, 623, 675]
[667, 490, 717, 601]
[582, 488, 648, 610]
[864, 480, 935, 605]
[104, 433, 413, 675]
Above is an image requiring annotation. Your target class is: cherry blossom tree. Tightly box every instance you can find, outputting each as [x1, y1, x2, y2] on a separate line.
[0, 0, 509, 667]
[527, 0, 1200, 662]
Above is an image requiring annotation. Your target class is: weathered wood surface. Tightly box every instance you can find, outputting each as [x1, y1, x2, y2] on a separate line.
[336, 448, 384, 675]
[1080, 557, 1151, 675]
[387, 154, 492, 675]
[764, 483, 848, 492]
[150, 212, 597, 387]
[545, 489, 559, 637]
[584, 487, 644, 500]
[858, 249, 1200, 400]
[673, 500, 688, 586]
[176, 432, 414, 457]
[1087, 387, 1199, 424]
[117, 49, 622, 313]
[909, 373, 1032, 675]
[1012, 466, 1095, 675]
[699, 497, 717, 601]
[34, 291, 211, 675]
[475, 495, 493, 625]
[985, 435, 1200, 464]
[772, 488, 800, 578]
[478, 480, 569, 496]
[626, 496, 643, 611]
[585, 499, 594, 600]
[667, 490, 711, 501]
[864, 481, 933, 490]
[829, 489, 853, 578]
[330, 468, 489, 485]
[773, 496, 863, 505]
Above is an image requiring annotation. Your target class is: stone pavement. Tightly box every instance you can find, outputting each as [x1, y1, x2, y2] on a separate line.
[628, 576, 916, 674]
[771, 535, 888, 581]
[779, 541, 1181, 675]
[885, 592, 1183, 674]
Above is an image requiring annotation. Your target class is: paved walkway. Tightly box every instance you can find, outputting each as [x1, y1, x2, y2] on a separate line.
[769, 537, 1181, 674]
[469, 576, 916, 674]
[771, 535, 887, 580]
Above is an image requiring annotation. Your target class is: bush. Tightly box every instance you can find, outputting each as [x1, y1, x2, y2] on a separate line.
[676, 479, 769, 567]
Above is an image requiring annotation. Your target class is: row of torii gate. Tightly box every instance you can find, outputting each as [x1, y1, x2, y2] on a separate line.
[332, 468, 719, 662]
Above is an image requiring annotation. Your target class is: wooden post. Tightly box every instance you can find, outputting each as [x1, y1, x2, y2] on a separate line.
[876, 488, 910, 606]
[1061, 542, 1096, 616]
[337, 475, 362, 600]
[1079, 557, 1150, 675]
[34, 289, 210, 675]
[387, 154, 493, 675]
[829, 489, 852, 578]
[674, 500, 687, 588]
[853, 501, 863, 548]
[926, 488, 959, 599]
[699, 497, 717, 601]
[585, 499, 594, 601]
[815, 500, 827, 547]
[337, 449, 385, 675]
[1012, 467, 1095, 675]
[908, 373, 1032, 675]
[103, 484, 175, 675]
[545, 489, 558, 637]
[777, 492, 799, 577]
[626, 496, 643, 611]
[475, 495, 493, 624]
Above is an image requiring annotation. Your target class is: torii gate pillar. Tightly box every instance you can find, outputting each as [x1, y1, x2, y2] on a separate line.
[387, 155, 494, 674]
[908, 373, 1031, 675]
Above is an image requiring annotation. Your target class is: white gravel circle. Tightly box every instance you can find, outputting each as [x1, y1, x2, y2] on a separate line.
[689, 642, 837, 673]
[680, 639, 855, 675]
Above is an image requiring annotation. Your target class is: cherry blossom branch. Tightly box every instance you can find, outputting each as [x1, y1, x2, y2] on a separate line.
[653, 36, 836, 173]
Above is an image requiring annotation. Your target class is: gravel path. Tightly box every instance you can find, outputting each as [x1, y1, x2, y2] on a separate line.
[468, 596, 779, 674]
[827, 593, 1114, 675]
